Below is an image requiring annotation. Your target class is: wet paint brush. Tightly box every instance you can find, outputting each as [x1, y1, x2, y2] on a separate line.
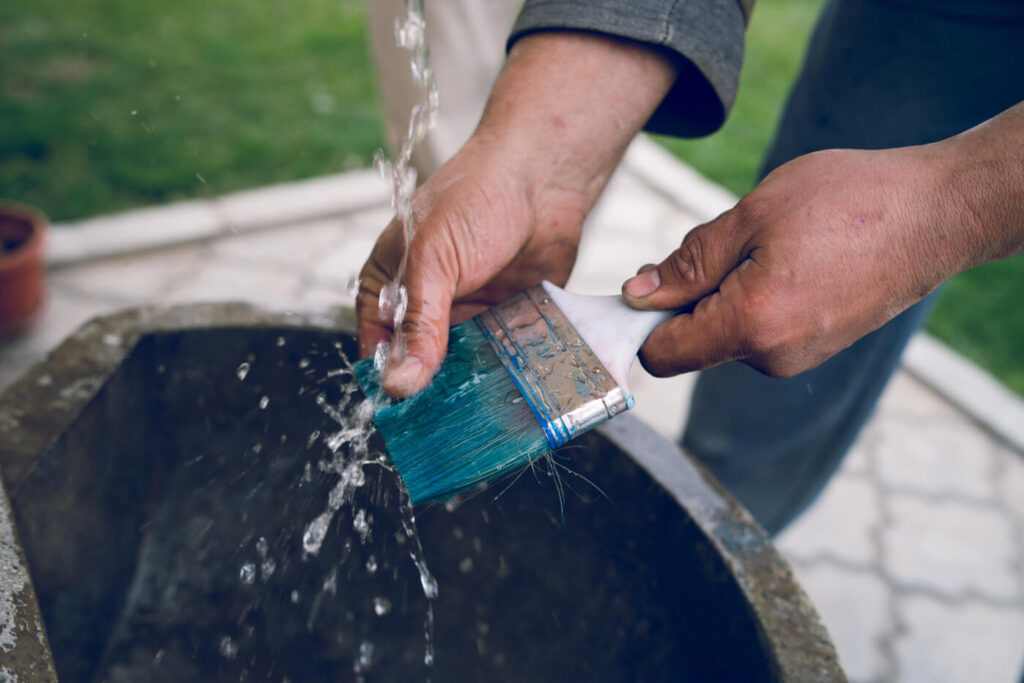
[353, 281, 672, 505]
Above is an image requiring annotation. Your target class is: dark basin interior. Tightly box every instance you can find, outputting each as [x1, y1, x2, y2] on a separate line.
[4, 326, 803, 681]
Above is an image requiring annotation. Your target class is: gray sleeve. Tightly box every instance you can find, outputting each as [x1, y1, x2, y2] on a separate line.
[507, 0, 753, 138]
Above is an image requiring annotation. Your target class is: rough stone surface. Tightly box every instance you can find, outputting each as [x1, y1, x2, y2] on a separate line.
[895, 595, 1024, 683]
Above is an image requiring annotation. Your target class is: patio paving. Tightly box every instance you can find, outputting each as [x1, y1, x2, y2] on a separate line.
[2, 136, 1023, 682]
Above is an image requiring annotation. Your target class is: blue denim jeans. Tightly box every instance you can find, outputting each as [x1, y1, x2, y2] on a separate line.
[683, 0, 1024, 535]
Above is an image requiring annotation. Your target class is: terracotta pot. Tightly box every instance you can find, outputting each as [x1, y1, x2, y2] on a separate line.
[0, 202, 47, 338]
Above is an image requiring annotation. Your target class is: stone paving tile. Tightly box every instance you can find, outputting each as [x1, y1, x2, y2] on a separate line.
[840, 437, 872, 476]
[570, 235, 674, 296]
[998, 445, 1024, 522]
[159, 258, 306, 309]
[586, 170, 681, 246]
[874, 371, 961, 422]
[874, 413, 996, 500]
[310, 235, 378, 289]
[776, 475, 881, 566]
[785, 563, 891, 682]
[49, 244, 205, 303]
[895, 594, 1024, 683]
[883, 494, 1018, 601]
[211, 218, 352, 270]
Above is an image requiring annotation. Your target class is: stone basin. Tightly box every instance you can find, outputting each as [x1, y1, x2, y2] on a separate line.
[0, 304, 844, 681]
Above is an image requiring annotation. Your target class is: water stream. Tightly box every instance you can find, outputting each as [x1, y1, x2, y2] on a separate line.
[287, 2, 441, 674]
[370, 0, 438, 371]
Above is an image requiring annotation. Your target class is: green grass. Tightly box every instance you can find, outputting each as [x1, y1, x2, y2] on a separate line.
[0, 0, 382, 221]
[1, 0, 1021, 395]
[653, 0, 1024, 397]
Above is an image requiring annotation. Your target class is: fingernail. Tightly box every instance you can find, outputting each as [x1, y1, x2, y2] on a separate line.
[382, 356, 424, 397]
[625, 269, 660, 298]
[636, 263, 657, 276]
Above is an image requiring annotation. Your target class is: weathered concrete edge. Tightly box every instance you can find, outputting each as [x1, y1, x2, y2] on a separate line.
[600, 415, 846, 682]
[903, 334, 1024, 454]
[47, 171, 391, 267]
[623, 134, 1024, 457]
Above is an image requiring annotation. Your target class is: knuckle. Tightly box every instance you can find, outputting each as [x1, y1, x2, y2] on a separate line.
[666, 232, 707, 287]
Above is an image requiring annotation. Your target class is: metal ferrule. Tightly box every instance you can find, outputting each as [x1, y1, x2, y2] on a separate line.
[474, 285, 630, 448]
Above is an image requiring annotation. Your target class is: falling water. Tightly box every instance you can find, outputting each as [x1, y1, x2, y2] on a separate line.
[371, 0, 439, 370]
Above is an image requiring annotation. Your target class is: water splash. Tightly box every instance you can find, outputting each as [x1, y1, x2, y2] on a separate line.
[297, 343, 439, 669]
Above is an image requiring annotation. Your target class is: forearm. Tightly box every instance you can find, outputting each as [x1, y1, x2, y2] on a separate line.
[473, 32, 676, 214]
[934, 101, 1024, 270]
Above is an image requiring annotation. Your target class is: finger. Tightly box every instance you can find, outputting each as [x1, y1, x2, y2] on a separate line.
[637, 289, 748, 376]
[622, 214, 751, 310]
[356, 222, 404, 359]
[379, 227, 461, 398]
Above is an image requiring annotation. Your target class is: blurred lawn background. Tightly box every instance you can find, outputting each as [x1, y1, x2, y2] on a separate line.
[1, 0, 1021, 395]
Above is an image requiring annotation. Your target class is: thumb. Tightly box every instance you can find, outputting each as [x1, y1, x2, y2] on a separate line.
[621, 216, 750, 310]
[379, 231, 459, 398]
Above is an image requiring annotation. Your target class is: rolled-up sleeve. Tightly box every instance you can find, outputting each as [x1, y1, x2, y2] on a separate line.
[508, 0, 753, 137]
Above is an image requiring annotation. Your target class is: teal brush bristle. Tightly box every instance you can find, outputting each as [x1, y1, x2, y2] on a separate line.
[353, 320, 551, 505]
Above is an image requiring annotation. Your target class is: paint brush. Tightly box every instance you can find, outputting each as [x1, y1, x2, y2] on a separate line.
[353, 281, 672, 505]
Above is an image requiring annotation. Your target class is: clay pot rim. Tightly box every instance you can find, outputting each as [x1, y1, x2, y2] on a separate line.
[0, 201, 48, 272]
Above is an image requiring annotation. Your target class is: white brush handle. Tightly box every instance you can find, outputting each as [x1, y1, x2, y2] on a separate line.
[541, 281, 673, 393]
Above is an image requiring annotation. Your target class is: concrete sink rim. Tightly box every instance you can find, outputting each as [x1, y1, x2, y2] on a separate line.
[0, 302, 844, 682]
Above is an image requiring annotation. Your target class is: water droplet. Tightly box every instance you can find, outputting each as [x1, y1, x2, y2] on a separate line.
[346, 275, 361, 298]
[256, 537, 269, 557]
[458, 557, 474, 573]
[323, 567, 338, 595]
[236, 362, 250, 380]
[260, 558, 276, 580]
[298, 357, 311, 369]
[276, 336, 286, 347]
[218, 636, 238, 660]
[365, 555, 378, 574]
[419, 569, 438, 600]
[353, 508, 372, 544]
[130, 109, 138, 116]
[302, 512, 332, 556]
[354, 640, 374, 673]
[291, 590, 300, 604]
[373, 342, 390, 372]
[373, 596, 392, 616]
[259, 395, 270, 410]
[239, 563, 256, 585]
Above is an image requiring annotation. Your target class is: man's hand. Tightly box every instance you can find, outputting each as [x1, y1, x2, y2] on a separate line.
[622, 102, 1024, 378]
[357, 131, 587, 395]
[357, 32, 675, 397]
